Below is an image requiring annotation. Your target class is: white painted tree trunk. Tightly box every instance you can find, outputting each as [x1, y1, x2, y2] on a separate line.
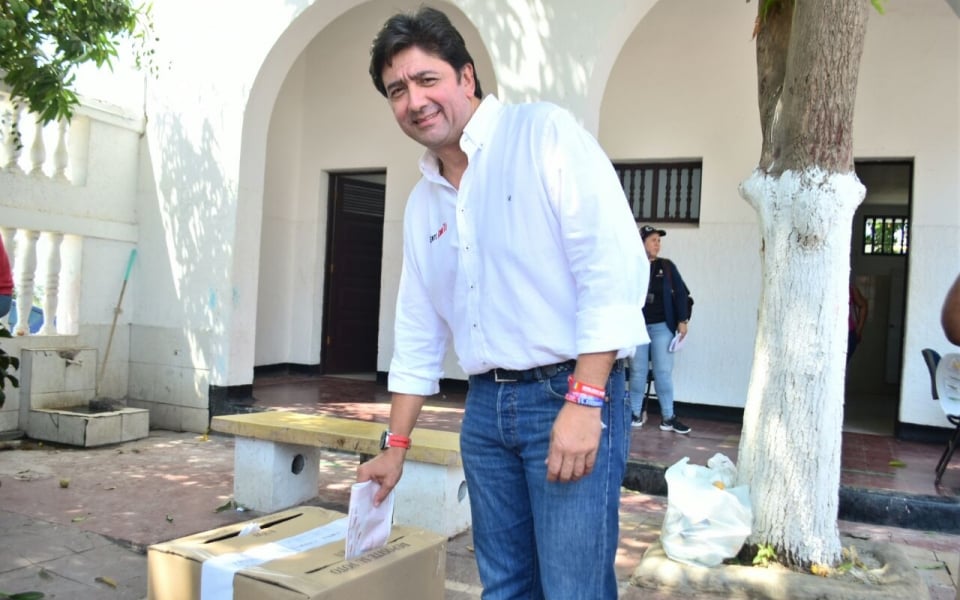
[738, 167, 864, 566]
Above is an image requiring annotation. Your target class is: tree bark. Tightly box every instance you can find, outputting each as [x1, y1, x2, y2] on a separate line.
[738, 0, 869, 568]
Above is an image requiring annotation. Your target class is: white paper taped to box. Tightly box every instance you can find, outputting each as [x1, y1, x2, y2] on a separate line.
[200, 517, 348, 600]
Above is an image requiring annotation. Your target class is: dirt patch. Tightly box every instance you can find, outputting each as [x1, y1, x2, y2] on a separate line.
[631, 536, 928, 599]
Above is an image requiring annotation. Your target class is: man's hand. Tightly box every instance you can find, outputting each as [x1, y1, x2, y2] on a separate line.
[546, 403, 603, 482]
[357, 448, 406, 505]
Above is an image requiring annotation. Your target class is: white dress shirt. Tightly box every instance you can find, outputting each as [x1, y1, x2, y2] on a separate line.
[388, 95, 649, 396]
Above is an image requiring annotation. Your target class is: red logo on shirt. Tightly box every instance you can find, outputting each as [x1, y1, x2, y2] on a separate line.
[429, 222, 448, 243]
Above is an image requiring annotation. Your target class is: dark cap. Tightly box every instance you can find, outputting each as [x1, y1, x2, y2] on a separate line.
[640, 225, 666, 241]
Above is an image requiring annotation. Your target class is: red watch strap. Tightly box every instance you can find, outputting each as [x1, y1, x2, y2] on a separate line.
[385, 433, 411, 449]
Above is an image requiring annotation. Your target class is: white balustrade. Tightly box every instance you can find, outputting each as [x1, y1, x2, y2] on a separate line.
[52, 120, 69, 181]
[0, 93, 72, 182]
[13, 230, 39, 337]
[28, 119, 45, 177]
[39, 232, 63, 336]
[0, 91, 142, 338]
[0, 228, 67, 337]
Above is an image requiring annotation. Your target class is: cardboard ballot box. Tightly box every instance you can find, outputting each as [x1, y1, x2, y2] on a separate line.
[148, 506, 446, 600]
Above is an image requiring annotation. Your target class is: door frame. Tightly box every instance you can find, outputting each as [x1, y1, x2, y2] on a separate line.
[320, 171, 386, 374]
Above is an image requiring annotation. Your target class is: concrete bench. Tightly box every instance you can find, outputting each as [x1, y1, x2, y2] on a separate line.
[209, 411, 470, 538]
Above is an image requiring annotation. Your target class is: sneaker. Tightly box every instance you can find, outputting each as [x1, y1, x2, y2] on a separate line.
[631, 414, 644, 428]
[660, 417, 691, 434]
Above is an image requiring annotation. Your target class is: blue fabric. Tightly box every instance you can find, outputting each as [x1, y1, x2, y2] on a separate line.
[0, 295, 10, 320]
[629, 322, 676, 419]
[847, 329, 860, 363]
[7, 301, 43, 333]
[461, 364, 628, 599]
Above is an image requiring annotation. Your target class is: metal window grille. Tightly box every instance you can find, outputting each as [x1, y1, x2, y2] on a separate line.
[613, 161, 702, 224]
[862, 216, 909, 256]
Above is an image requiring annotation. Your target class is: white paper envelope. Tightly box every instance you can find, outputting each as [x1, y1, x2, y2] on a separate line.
[669, 332, 687, 353]
[345, 480, 395, 559]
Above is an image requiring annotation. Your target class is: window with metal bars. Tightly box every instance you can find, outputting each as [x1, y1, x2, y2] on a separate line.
[613, 161, 702, 224]
[862, 215, 909, 256]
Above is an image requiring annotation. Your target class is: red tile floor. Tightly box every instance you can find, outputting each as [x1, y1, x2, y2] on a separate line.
[249, 373, 960, 501]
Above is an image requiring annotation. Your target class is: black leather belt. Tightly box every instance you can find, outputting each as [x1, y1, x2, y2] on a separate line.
[478, 359, 625, 383]
[478, 360, 576, 383]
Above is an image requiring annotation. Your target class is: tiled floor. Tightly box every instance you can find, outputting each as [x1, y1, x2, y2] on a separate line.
[251, 373, 960, 500]
[0, 372, 956, 600]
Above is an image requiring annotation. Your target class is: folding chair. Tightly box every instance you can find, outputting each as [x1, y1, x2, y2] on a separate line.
[924, 348, 960, 484]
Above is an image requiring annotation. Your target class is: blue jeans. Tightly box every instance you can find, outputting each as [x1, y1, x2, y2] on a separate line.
[462, 363, 628, 599]
[628, 322, 675, 420]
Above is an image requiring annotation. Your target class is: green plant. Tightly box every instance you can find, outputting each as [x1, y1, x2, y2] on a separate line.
[753, 543, 778, 567]
[0, 0, 156, 125]
[0, 592, 45, 599]
[0, 324, 20, 410]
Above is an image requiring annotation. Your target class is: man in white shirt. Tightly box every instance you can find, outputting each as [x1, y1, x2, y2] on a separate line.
[357, 7, 648, 598]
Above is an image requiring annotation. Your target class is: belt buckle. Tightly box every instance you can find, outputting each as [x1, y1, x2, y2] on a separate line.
[493, 369, 518, 383]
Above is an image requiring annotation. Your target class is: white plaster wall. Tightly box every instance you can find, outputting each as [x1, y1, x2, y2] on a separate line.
[598, 0, 960, 426]
[599, 0, 762, 410]
[74, 237, 137, 399]
[254, 54, 307, 366]
[135, 0, 338, 394]
[854, 2, 960, 428]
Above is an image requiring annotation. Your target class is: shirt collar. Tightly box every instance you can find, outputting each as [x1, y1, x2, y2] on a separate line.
[460, 94, 502, 156]
[417, 94, 503, 183]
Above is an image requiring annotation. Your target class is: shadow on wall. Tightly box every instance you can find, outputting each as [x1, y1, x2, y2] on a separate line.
[153, 112, 232, 376]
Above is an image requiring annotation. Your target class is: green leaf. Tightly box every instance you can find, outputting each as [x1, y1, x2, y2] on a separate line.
[0, 0, 154, 124]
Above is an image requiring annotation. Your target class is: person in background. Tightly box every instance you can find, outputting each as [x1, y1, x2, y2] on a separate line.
[943, 273, 960, 345]
[0, 237, 12, 319]
[629, 225, 692, 434]
[356, 7, 648, 599]
[847, 281, 869, 362]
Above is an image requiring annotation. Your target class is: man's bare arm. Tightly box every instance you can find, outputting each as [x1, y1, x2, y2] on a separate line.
[356, 392, 426, 504]
[546, 351, 616, 483]
[942, 274, 960, 345]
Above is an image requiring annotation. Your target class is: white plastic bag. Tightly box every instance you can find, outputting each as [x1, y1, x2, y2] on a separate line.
[659, 453, 752, 568]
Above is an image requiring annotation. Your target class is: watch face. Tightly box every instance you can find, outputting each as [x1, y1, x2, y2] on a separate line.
[379, 430, 389, 450]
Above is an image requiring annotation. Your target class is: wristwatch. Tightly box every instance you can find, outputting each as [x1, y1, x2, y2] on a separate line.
[379, 430, 411, 450]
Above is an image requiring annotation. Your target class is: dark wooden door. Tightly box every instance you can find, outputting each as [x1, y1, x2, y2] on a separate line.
[322, 175, 385, 373]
